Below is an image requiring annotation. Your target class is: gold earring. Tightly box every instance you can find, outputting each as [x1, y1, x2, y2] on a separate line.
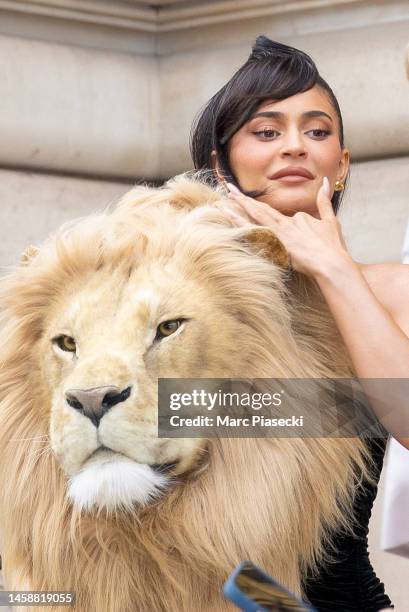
[334, 179, 344, 192]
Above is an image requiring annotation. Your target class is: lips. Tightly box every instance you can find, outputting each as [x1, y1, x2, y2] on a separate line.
[270, 166, 314, 180]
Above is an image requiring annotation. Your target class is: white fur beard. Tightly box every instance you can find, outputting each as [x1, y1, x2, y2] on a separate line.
[67, 451, 170, 513]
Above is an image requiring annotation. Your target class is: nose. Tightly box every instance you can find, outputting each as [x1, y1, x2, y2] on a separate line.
[65, 385, 132, 427]
[280, 128, 307, 158]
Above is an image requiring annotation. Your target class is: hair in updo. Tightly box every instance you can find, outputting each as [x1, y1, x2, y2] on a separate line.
[190, 36, 347, 213]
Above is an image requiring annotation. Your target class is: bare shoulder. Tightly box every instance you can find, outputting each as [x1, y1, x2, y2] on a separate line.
[359, 262, 409, 320]
[359, 261, 409, 286]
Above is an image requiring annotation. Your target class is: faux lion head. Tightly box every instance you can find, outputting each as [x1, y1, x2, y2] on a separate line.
[0, 175, 369, 609]
[1, 175, 295, 514]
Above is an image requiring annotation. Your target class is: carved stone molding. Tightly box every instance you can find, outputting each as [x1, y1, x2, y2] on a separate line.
[0, 0, 376, 33]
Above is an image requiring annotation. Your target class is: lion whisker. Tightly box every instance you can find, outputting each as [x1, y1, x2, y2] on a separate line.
[9, 435, 50, 442]
[28, 446, 53, 462]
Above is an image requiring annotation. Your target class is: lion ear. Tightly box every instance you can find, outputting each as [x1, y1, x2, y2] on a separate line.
[238, 227, 290, 268]
[20, 245, 39, 266]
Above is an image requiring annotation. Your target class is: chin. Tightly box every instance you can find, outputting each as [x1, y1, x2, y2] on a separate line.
[259, 179, 319, 212]
[260, 193, 318, 217]
[67, 450, 171, 513]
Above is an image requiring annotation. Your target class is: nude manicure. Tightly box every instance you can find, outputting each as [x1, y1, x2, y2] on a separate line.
[226, 182, 241, 195]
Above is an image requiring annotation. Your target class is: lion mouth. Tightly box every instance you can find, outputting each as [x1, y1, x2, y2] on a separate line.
[89, 447, 179, 474]
[85, 445, 128, 467]
[91, 445, 121, 458]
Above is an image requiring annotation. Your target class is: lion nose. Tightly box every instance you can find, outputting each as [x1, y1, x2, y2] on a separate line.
[65, 386, 132, 427]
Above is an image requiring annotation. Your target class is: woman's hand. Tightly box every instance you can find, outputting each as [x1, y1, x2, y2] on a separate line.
[216, 178, 355, 278]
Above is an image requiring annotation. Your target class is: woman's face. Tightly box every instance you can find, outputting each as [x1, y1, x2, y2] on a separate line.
[226, 85, 349, 217]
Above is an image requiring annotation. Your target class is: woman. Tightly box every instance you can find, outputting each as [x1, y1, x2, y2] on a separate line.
[190, 36, 408, 611]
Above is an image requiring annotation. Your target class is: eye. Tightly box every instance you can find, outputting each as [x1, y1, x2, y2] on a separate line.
[53, 335, 77, 353]
[155, 319, 185, 341]
[253, 128, 280, 140]
[306, 129, 331, 138]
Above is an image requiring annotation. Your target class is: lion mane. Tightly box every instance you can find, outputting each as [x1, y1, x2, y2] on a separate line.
[0, 174, 371, 611]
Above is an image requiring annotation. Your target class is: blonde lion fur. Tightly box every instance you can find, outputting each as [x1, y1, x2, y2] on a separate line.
[0, 173, 372, 611]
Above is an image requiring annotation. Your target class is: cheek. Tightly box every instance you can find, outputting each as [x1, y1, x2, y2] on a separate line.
[311, 141, 342, 177]
[39, 342, 74, 400]
[228, 132, 271, 166]
[37, 339, 58, 389]
[229, 137, 272, 180]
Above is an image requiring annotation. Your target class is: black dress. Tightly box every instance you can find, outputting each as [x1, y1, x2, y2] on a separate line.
[303, 437, 393, 612]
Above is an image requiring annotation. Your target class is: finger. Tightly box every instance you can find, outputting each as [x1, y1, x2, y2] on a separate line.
[229, 201, 283, 237]
[316, 176, 336, 221]
[215, 201, 252, 221]
[226, 183, 284, 222]
[214, 203, 251, 226]
[231, 195, 282, 229]
[223, 209, 251, 227]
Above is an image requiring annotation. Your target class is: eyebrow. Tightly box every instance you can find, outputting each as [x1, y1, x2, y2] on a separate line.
[251, 110, 333, 122]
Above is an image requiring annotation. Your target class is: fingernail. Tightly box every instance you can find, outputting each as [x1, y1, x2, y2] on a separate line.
[322, 176, 330, 197]
[226, 182, 241, 195]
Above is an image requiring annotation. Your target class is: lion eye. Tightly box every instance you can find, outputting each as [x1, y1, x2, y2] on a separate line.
[53, 335, 77, 352]
[156, 319, 183, 340]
